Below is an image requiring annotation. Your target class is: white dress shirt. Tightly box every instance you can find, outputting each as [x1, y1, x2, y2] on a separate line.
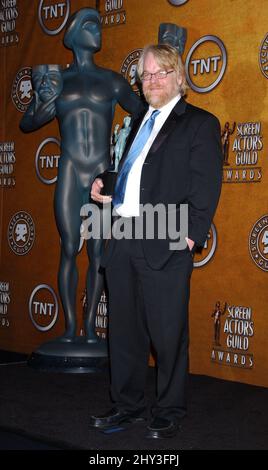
[115, 94, 181, 217]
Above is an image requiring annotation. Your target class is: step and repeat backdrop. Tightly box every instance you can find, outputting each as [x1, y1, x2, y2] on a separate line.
[0, 0, 268, 386]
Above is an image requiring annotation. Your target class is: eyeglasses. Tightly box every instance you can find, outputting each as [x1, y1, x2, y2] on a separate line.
[141, 70, 174, 81]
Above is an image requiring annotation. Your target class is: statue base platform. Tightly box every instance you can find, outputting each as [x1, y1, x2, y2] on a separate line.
[27, 336, 108, 373]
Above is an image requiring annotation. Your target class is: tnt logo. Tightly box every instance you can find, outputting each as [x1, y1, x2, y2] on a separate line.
[11, 67, 33, 112]
[35, 138, 61, 185]
[29, 284, 58, 332]
[120, 49, 142, 94]
[38, 0, 70, 35]
[185, 35, 227, 93]
[193, 223, 217, 268]
[8, 211, 35, 256]
[168, 0, 188, 4]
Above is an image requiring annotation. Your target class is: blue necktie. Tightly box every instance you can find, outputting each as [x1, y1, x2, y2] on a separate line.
[113, 109, 160, 207]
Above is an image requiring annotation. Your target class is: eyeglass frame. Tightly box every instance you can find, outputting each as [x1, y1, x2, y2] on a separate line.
[141, 69, 175, 82]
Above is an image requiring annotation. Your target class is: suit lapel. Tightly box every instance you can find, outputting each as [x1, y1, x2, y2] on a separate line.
[147, 98, 187, 155]
[117, 110, 147, 171]
[117, 98, 188, 170]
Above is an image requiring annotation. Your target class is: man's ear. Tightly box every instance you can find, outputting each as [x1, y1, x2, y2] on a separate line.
[176, 74, 183, 89]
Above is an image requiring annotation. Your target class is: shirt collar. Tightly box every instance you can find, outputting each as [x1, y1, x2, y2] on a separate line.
[148, 93, 181, 116]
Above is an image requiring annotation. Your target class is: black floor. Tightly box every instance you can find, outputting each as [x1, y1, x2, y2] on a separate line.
[0, 349, 268, 451]
[0, 351, 61, 450]
[0, 429, 61, 450]
[0, 349, 28, 364]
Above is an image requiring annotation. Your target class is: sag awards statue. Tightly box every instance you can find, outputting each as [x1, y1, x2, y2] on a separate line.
[20, 8, 142, 371]
[113, 115, 132, 172]
[211, 301, 227, 346]
[221, 121, 236, 166]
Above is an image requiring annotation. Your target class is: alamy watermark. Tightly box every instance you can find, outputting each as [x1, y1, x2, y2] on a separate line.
[80, 203, 189, 251]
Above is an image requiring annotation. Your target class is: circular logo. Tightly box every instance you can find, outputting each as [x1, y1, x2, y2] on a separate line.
[120, 48, 143, 94]
[38, 0, 70, 36]
[185, 35, 227, 93]
[259, 33, 268, 79]
[193, 223, 217, 268]
[249, 215, 268, 272]
[29, 284, 58, 331]
[8, 211, 35, 256]
[168, 0, 189, 4]
[35, 138, 61, 185]
[11, 67, 33, 112]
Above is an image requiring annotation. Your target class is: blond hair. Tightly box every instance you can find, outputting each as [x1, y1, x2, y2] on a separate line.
[137, 44, 188, 96]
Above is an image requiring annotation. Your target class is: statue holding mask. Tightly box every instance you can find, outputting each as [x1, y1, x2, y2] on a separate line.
[20, 8, 142, 366]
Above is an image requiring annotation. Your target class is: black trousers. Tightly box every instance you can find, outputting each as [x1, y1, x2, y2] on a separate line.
[105, 238, 193, 421]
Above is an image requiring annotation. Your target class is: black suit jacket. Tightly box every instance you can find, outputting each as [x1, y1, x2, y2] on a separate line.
[102, 98, 223, 269]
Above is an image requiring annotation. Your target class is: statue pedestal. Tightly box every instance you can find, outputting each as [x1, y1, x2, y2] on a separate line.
[28, 336, 108, 373]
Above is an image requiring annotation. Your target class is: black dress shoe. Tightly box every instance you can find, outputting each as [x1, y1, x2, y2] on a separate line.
[146, 416, 181, 439]
[89, 407, 146, 429]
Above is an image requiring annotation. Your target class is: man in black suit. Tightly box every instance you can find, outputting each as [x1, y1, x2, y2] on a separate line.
[90, 44, 223, 438]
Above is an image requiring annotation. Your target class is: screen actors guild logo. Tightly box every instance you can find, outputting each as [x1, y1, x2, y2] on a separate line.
[96, 291, 108, 339]
[223, 121, 263, 183]
[120, 49, 143, 95]
[38, 0, 70, 35]
[79, 288, 108, 338]
[11, 67, 33, 112]
[221, 121, 236, 166]
[0, 281, 10, 328]
[8, 211, 35, 255]
[211, 303, 254, 369]
[249, 215, 268, 272]
[0, 0, 19, 46]
[101, 0, 126, 28]
[259, 33, 268, 79]
[185, 35, 227, 93]
[0, 141, 16, 188]
[29, 284, 58, 331]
